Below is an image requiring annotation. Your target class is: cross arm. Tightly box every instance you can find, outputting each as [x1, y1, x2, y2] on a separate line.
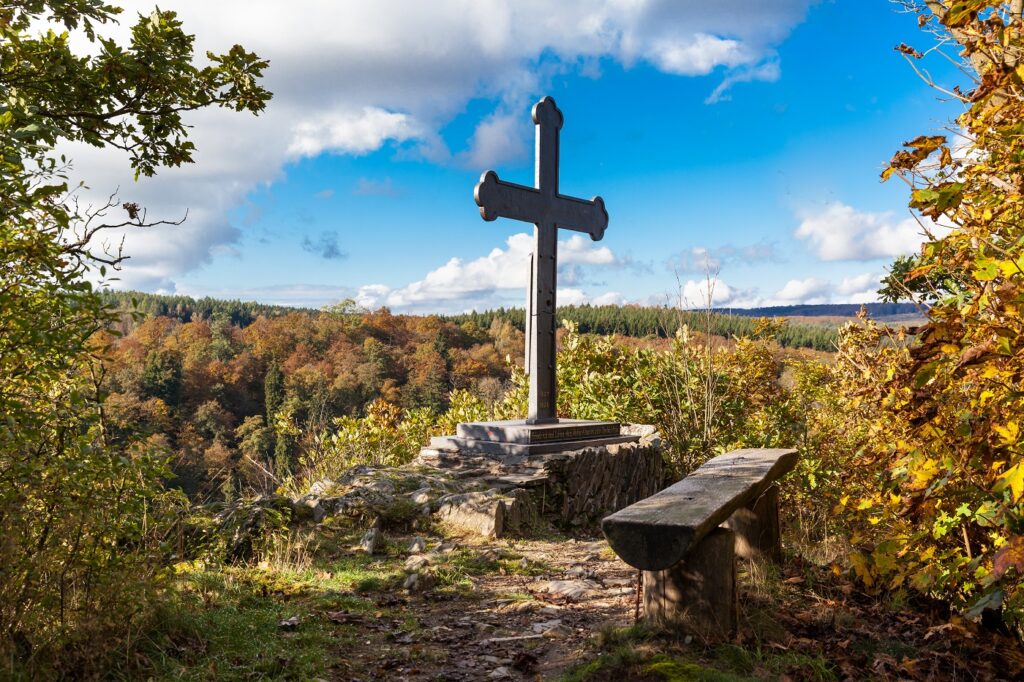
[474, 170, 608, 241]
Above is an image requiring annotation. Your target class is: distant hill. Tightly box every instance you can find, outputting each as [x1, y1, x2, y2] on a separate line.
[100, 292, 922, 353]
[718, 302, 921, 319]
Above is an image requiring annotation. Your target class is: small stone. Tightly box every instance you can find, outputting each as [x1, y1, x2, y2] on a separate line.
[478, 548, 500, 562]
[531, 618, 562, 634]
[542, 624, 572, 639]
[308, 478, 334, 496]
[359, 527, 381, 554]
[405, 554, 430, 571]
[488, 667, 511, 680]
[278, 615, 300, 630]
[481, 655, 502, 664]
[532, 579, 600, 601]
[410, 487, 434, 505]
[408, 536, 427, 554]
[566, 565, 590, 578]
[403, 572, 434, 593]
[539, 606, 561, 616]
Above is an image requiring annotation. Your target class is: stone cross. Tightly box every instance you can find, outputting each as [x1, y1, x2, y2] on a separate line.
[473, 96, 609, 425]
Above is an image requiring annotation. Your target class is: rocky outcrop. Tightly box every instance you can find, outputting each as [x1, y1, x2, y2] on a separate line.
[287, 425, 664, 539]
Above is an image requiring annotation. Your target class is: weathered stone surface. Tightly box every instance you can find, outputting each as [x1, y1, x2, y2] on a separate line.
[408, 536, 426, 554]
[291, 465, 460, 528]
[531, 579, 600, 601]
[643, 527, 737, 640]
[435, 490, 509, 537]
[359, 527, 381, 554]
[416, 425, 664, 531]
[546, 439, 665, 526]
[405, 554, 430, 571]
[602, 448, 798, 571]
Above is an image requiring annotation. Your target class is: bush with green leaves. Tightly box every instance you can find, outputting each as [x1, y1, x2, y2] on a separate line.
[0, 0, 268, 673]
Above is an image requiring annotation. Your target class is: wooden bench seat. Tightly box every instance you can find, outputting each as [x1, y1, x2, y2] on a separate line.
[602, 448, 798, 638]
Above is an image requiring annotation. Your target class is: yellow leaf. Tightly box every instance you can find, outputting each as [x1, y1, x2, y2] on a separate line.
[994, 422, 1020, 445]
[850, 553, 874, 587]
[996, 462, 1024, 502]
[839, 494, 850, 507]
[856, 498, 874, 511]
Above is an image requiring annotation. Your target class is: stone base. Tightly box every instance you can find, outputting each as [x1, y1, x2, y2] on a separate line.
[431, 418, 640, 456]
[415, 424, 664, 533]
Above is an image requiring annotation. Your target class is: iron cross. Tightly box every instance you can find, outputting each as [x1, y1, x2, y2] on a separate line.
[473, 96, 609, 425]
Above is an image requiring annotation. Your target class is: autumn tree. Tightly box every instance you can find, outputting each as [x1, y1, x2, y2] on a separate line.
[0, 0, 268, 673]
[846, 0, 1024, 626]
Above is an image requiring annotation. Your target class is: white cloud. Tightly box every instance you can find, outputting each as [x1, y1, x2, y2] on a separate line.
[794, 202, 933, 261]
[670, 270, 884, 310]
[705, 58, 781, 104]
[355, 231, 625, 313]
[51, 0, 812, 292]
[646, 34, 751, 75]
[773, 277, 830, 304]
[287, 107, 424, 158]
[592, 291, 625, 306]
[834, 271, 882, 303]
[458, 112, 531, 169]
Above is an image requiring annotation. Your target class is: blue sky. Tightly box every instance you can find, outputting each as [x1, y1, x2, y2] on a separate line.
[73, 0, 964, 312]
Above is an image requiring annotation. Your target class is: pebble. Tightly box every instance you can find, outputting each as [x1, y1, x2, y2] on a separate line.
[403, 572, 435, 593]
[359, 528, 381, 554]
[408, 536, 427, 554]
[405, 554, 430, 571]
[531, 618, 562, 634]
[542, 624, 572, 639]
[489, 667, 511, 679]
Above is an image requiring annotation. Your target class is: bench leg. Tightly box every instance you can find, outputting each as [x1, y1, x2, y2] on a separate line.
[723, 484, 781, 562]
[642, 527, 737, 640]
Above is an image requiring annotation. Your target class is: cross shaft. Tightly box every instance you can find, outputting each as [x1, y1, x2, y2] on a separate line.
[473, 96, 609, 425]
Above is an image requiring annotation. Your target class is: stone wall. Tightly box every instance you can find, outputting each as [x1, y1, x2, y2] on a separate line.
[540, 426, 665, 526]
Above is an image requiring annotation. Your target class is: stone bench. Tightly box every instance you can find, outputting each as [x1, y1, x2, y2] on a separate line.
[601, 448, 798, 639]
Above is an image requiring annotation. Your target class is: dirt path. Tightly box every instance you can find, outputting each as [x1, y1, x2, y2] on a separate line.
[326, 533, 639, 681]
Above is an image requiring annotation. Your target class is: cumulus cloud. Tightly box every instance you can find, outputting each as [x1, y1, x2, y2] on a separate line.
[671, 269, 884, 310]
[355, 231, 625, 313]
[592, 291, 625, 306]
[300, 231, 346, 260]
[676, 278, 760, 308]
[458, 112, 531, 169]
[834, 271, 883, 303]
[53, 0, 812, 292]
[794, 202, 935, 261]
[773, 277, 830, 304]
[287, 107, 424, 158]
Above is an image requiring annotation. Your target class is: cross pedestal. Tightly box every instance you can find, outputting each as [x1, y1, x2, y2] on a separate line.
[432, 96, 637, 457]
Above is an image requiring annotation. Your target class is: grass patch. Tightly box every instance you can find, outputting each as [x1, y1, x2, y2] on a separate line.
[132, 570, 334, 681]
[557, 647, 752, 682]
[712, 644, 836, 681]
